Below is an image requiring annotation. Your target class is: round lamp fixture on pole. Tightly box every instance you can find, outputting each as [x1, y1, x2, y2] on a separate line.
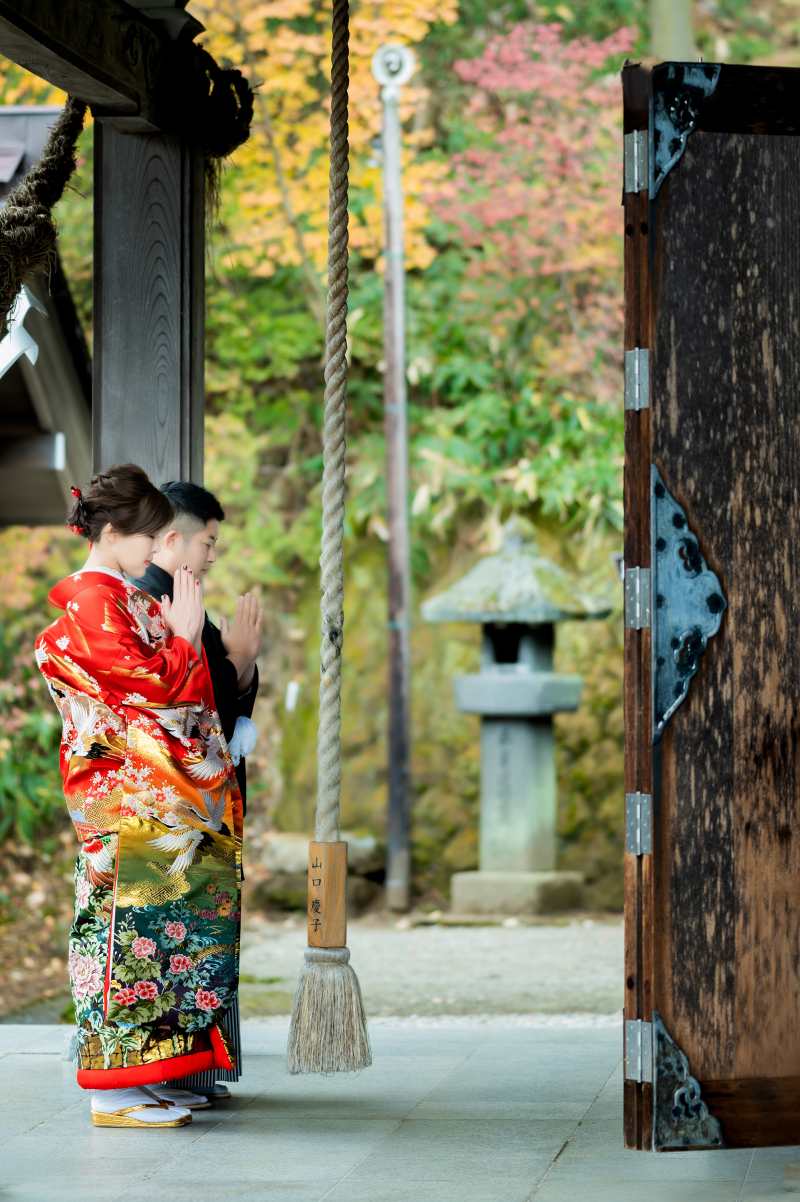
[371, 43, 416, 92]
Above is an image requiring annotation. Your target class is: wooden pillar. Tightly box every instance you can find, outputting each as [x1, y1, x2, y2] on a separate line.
[93, 121, 204, 485]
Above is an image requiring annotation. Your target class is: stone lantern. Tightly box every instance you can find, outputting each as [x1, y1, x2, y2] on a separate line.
[420, 523, 611, 917]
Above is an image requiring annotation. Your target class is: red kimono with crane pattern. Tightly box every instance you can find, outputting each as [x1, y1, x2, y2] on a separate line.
[35, 567, 241, 1087]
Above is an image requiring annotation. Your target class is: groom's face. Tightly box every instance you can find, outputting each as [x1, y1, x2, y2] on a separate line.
[181, 519, 220, 580]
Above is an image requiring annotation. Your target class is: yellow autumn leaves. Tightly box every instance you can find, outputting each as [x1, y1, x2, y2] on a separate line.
[0, 0, 457, 321]
[190, 0, 457, 301]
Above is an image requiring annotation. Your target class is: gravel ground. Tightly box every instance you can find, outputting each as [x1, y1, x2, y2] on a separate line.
[239, 915, 624, 1017]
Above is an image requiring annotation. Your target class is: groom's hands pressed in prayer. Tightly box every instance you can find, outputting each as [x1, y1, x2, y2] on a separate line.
[220, 593, 264, 690]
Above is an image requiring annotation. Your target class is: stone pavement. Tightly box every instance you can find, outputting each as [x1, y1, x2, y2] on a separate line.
[238, 916, 625, 1017]
[1, 1022, 796, 1201]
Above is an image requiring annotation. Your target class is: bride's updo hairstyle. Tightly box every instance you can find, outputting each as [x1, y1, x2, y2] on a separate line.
[66, 463, 174, 543]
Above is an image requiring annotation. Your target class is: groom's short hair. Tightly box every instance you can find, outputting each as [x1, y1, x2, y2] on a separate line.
[160, 480, 225, 539]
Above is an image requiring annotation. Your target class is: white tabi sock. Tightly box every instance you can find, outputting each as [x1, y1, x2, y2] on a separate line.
[91, 1086, 190, 1122]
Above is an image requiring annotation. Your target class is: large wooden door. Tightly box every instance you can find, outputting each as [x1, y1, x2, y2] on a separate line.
[624, 62, 800, 1151]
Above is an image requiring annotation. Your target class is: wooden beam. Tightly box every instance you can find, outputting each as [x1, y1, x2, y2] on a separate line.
[0, 0, 167, 126]
[0, 432, 64, 469]
[21, 274, 92, 506]
[93, 121, 204, 485]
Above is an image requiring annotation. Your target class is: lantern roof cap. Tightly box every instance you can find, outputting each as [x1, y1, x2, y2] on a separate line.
[420, 520, 612, 625]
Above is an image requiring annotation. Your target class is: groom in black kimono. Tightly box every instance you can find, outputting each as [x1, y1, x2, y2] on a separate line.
[134, 480, 263, 805]
[133, 480, 263, 1103]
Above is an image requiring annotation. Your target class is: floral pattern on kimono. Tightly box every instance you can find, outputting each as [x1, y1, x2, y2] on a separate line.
[69, 834, 114, 1052]
[36, 569, 243, 1076]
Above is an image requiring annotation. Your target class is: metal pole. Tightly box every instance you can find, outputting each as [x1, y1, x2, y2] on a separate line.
[372, 45, 415, 912]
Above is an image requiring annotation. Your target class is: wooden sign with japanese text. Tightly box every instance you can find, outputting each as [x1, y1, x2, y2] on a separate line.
[307, 840, 347, 948]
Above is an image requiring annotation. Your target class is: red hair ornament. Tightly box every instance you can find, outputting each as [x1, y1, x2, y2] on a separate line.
[69, 485, 86, 535]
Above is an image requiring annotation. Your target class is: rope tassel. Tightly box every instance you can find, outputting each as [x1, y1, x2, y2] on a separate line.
[286, 0, 371, 1077]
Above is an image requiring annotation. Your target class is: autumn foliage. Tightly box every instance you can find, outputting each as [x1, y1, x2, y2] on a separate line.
[440, 23, 633, 275]
[191, 0, 457, 317]
[0, 3, 634, 907]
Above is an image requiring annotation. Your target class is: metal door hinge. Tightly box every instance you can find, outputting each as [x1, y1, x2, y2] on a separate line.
[624, 348, 649, 411]
[624, 567, 651, 629]
[625, 792, 652, 855]
[624, 130, 648, 194]
[625, 1019, 653, 1083]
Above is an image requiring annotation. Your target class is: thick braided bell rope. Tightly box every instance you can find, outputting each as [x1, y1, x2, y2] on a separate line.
[316, 0, 349, 844]
[285, 0, 370, 1073]
[0, 97, 86, 342]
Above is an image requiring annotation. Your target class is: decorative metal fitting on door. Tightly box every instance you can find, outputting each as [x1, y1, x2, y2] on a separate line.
[651, 62, 721, 196]
[653, 1013, 725, 1150]
[651, 466, 727, 743]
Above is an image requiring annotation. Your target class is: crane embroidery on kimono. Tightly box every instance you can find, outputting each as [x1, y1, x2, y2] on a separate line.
[188, 787, 229, 832]
[150, 705, 204, 742]
[147, 787, 232, 874]
[62, 693, 125, 760]
[147, 825, 206, 875]
[184, 730, 227, 782]
[81, 837, 116, 888]
[65, 694, 102, 756]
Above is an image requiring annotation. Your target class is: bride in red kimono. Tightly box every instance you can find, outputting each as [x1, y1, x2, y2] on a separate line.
[35, 465, 242, 1128]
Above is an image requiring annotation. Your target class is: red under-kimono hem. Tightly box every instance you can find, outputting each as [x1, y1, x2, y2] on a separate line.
[76, 1025, 234, 1090]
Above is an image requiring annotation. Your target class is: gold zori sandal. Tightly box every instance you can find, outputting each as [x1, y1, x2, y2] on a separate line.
[91, 1102, 192, 1128]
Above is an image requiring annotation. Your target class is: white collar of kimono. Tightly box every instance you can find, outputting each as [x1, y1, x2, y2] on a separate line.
[74, 566, 134, 584]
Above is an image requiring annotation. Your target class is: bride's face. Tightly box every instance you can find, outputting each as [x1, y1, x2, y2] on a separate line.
[95, 525, 161, 577]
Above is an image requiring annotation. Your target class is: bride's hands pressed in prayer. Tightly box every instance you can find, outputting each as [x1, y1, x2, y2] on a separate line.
[161, 565, 205, 654]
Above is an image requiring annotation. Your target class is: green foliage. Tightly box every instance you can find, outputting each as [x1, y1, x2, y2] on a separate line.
[55, 126, 93, 336]
[3, 0, 643, 907]
[199, 9, 630, 903]
[694, 0, 776, 64]
[0, 674, 61, 845]
[0, 528, 83, 846]
[556, 610, 625, 910]
[8, 0, 800, 916]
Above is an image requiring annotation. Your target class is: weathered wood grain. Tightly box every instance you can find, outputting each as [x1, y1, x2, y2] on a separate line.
[93, 122, 204, 484]
[650, 132, 738, 1083]
[700, 1076, 800, 1147]
[307, 841, 347, 948]
[698, 65, 800, 137]
[622, 63, 654, 1147]
[729, 134, 800, 1080]
[649, 129, 800, 1109]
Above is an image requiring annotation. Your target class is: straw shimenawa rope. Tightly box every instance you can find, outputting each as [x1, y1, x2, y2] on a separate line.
[0, 97, 86, 343]
[0, 57, 254, 347]
[165, 43, 255, 220]
[286, 0, 371, 1076]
